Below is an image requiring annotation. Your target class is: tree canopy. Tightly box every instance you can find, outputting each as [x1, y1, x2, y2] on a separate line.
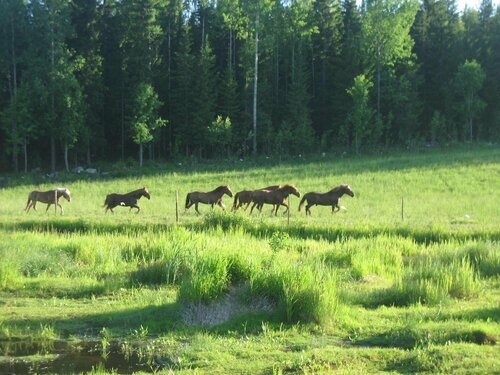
[0, 0, 499, 172]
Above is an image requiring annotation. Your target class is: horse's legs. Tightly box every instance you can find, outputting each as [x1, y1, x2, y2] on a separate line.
[58, 202, 64, 215]
[25, 198, 32, 212]
[195, 203, 200, 214]
[45, 203, 51, 213]
[306, 205, 313, 216]
[218, 201, 226, 210]
[281, 203, 289, 215]
[32, 202, 37, 212]
[185, 201, 194, 212]
[250, 202, 257, 214]
[278, 203, 288, 216]
[132, 205, 140, 213]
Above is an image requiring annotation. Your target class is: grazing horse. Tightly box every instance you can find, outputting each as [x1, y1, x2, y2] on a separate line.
[25, 188, 71, 215]
[298, 184, 354, 216]
[104, 186, 150, 213]
[250, 184, 300, 216]
[232, 185, 281, 211]
[185, 185, 233, 214]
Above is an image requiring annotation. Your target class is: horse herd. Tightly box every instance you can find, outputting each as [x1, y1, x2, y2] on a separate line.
[24, 184, 355, 216]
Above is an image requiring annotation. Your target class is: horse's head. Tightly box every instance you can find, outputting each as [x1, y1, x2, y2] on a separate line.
[58, 188, 71, 202]
[222, 185, 233, 197]
[341, 184, 355, 197]
[282, 184, 300, 198]
[142, 186, 151, 200]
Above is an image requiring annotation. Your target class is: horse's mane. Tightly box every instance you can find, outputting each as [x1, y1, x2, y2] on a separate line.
[328, 185, 350, 194]
[128, 187, 147, 195]
[213, 185, 230, 192]
[56, 187, 71, 195]
[279, 184, 297, 191]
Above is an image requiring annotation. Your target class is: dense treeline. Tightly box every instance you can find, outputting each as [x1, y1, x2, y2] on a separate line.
[0, 0, 499, 172]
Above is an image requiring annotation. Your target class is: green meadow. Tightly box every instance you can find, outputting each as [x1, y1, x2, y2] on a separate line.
[0, 145, 499, 374]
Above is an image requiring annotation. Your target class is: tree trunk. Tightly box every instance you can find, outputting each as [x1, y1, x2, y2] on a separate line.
[121, 89, 125, 161]
[167, 18, 172, 157]
[64, 143, 69, 172]
[23, 138, 28, 173]
[252, 12, 259, 156]
[139, 143, 143, 167]
[376, 45, 381, 121]
[275, 37, 279, 105]
[50, 21, 56, 173]
[87, 145, 91, 165]
[229, 28, 232, 72]
[201, 8, 205, 49]
[51, 136, 56, 172]
[10, 16, 18, 172]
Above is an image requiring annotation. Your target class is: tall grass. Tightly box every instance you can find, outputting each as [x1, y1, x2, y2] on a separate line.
[250, 254, 340, 323]
[179, 253, 230, 303]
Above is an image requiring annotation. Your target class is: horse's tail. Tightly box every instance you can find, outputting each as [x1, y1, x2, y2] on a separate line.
[232, 193, 239, 211]
[185, 193, 190, 209]
[103, 195, 110, 208]
[298, 195, 307, 212]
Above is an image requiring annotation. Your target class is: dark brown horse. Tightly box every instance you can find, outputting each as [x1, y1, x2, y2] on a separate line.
[25, 188, 72, 215]
[298, 184, 354, 215]
[250, 184, 300, 216]
[104, 186, 150, 213]
[232, 185, 280, 211]
[185, 185, 233, 214]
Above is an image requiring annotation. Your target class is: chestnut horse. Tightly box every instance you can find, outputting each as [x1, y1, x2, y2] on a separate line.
[104, 186, 150, 213]
[250, 184, 300, 216]
[298, 184, 354, 215]
[25, 188, 72, 215]
[232, 185, 280, 211]
[185, 185, 233, 214]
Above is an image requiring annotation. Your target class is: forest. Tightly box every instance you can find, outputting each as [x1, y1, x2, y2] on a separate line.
[0, 0, 499, 172]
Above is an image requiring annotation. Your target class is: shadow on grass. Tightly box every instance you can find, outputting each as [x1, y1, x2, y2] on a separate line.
[2, 214, 499, 245]
[352, 326, 497, 350]
[1, 144, 498, 189]
[2, 299, 282, 340]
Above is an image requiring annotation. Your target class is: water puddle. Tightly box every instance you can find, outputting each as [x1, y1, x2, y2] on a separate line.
[0, 339, 160, 374]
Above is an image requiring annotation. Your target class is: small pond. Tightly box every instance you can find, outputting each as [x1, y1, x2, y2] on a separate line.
[0, 339, 161, 374]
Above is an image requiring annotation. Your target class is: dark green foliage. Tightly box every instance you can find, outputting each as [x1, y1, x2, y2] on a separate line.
[1, 1, 499, 170]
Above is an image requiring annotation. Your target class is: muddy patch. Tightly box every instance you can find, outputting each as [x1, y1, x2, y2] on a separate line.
[0, 339, 159, 374]
[182, 286, 274, 327]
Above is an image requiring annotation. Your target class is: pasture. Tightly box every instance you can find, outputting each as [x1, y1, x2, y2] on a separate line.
[0, 145, 499, 374]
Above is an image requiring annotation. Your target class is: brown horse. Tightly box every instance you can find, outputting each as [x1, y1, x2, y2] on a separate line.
[250, 184, 300, 216]
[104, 186, 150, 213]
[185, 185, 233, 214]
[232, 185, 280, 211]
[25, 188, 72, 215]
[298, 184, 354, 215]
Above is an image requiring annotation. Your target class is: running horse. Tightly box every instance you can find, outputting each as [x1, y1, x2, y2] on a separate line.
[185, 185, 233, 214]
[104, 186, 150, 213]
[232, 185, 281, 211]
[298, 184, 354, 216]
[250, 184, 300, 216]
[25, 188, 72, 215]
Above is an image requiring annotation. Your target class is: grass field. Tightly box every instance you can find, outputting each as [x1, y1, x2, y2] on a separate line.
[0, 145, 499, 374]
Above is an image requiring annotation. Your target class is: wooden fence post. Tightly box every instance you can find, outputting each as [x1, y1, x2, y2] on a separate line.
[401, 197, 404, 221]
